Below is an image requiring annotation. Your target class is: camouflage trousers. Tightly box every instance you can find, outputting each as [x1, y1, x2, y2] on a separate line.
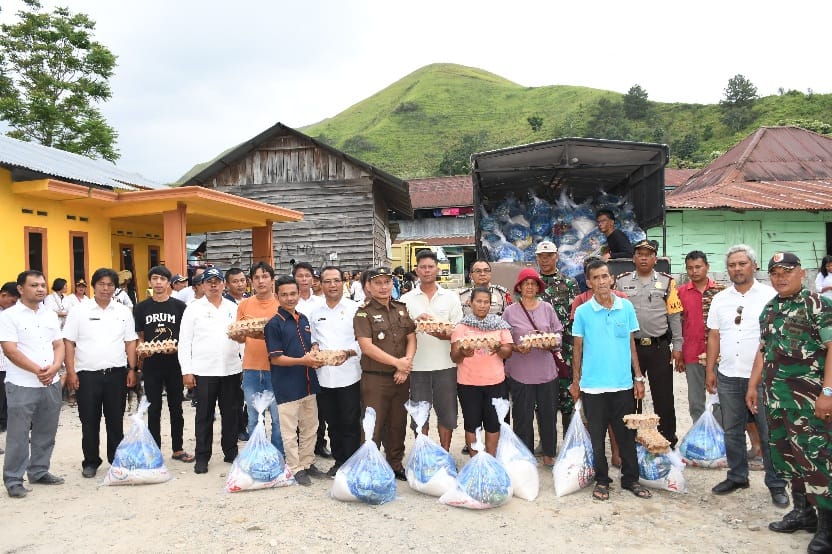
[767, 407, 832, 510]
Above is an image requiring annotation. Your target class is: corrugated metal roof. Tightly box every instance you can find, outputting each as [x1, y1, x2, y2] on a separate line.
[407, 175, 472, 209]
[0, 134, 163, 190]
[664, 168, 698, 187]
[668, 127, 832, 209]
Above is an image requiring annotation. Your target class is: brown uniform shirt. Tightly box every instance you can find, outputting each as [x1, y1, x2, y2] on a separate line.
[353, 297, 416, 374]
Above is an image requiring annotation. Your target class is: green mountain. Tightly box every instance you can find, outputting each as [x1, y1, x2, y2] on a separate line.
[180, 63, 832, 182]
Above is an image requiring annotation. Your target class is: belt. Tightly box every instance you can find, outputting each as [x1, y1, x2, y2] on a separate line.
[362, 370, 396, 377]
[637, 337, 668, 347]
[88, 366, 127, 374]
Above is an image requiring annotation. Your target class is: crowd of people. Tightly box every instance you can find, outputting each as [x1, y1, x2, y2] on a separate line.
[0, 214, 831, 551]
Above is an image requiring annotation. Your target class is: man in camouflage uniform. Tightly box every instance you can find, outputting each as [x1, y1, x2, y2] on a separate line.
[459, 260, 510, 317]
[615, 239, 683, 447]
[535, 240, 579, 436]
[748, 252, 832, 553]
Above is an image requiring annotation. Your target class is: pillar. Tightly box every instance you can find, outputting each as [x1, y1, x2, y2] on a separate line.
[163, 203, 187, 276]
[251, 221, 274, 267]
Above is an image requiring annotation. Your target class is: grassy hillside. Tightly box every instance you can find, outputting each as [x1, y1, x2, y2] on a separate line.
[179, 63, 832, 182]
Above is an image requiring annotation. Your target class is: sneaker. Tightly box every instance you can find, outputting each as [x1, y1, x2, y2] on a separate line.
[393, 469, 407, 482]
[306, 464, 326, 479]
[194, 461, 208, 474]
[238, 430, 250, 442]
[7, 484, 30, 498]
[81, 466, 97, 479]
[326, 465, 340, 478]
[30, 472, 65, 485]
[294, 470, 311, 486]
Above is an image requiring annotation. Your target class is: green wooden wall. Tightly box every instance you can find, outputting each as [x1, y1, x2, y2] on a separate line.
[647, 209, 832, 271]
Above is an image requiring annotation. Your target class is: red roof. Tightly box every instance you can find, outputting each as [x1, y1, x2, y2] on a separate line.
[668, 127, 832, 209]
[664, 168, 697, 188]
[407, 175, 472, 209]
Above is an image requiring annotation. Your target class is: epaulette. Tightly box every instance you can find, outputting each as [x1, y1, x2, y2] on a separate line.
[616, 271, 633, 280]
[659, 272, 674, 280]
[391, 299, 407, 306]
[493, 284, 508, 293]
[458, 287, 471, 295]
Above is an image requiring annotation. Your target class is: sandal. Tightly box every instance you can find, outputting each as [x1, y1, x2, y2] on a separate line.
[624, 483, 652, 499]
[172, 451, 195, 463]
[592, 483, 610, 501]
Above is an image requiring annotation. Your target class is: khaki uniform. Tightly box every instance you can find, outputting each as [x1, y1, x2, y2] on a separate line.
[459, 285, 510, 317]
[353, 297, 416, 471]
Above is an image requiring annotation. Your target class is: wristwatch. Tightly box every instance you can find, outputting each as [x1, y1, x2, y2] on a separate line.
[634, 376, 646, 383]
[822, 386, 832, 397]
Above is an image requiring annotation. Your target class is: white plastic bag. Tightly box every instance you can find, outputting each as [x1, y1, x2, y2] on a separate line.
[331, 407, 397, 505]
[493, 398, 539, 501]
[553, 399, 595, 497]
[678, 394, 727, 468]
[439, 427, 513, 509]
[225, 391, 294, 492]
[637, 445, 687, 493]
[102, 397, 172, 485]
[403, 400, 457, 497]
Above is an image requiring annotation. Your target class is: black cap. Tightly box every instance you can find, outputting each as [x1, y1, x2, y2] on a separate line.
[633, 239, 659, 252]
[202, 267, 224, 281]
[768, 252, 801, 272]
[366, 267, 393, 281]
[171, 273, 187, 284]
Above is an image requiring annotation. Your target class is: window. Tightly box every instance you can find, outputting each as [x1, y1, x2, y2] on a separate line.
[24, 226, 47, 273]
[120, 244, 135, 274]
[148, 245, 160, 269]
[70, 232, 88, 284]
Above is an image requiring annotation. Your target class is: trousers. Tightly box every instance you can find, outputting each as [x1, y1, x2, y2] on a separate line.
[77, 368, 127, 468]
[141, 365, 185, 453]
[2, 382, 61, 488]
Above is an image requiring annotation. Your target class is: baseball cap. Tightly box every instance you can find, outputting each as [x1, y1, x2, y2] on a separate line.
[366, 267, 392, 281]
[75, 278, 87, 287]
[117, 269, 133, 284]
[768, 252, 801, 272]
[171, 274, 187, 284]
[535, 240, 558, 254]
[633, 239, 659, 252]
[202, 267, 224, 281]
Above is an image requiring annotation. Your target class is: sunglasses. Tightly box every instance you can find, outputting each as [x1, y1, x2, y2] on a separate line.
[734, 306, 744, 325]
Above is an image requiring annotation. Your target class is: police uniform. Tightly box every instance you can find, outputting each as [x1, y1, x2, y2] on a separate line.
[540, 271, 579, 425]
[760, 263, 832, 514]
[353, 270, 416, 472]
[459, 285, 510, 317]
[615, 245, 683, 447]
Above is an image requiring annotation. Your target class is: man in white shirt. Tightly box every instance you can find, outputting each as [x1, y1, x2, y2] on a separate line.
[169, 274, 189, 300]
[174, 266, 206, 305]
[309, 266, 362, 476]
[63, 268, 138, 479]
[178, 267, 242, 475]
[705, 244, 789, 507]
[0, 271, 65, 497]
[401, 250, 463, 451]
[0, 281, 21, 436]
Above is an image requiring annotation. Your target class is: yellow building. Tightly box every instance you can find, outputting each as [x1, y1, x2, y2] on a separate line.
[0, 135, 302, 296]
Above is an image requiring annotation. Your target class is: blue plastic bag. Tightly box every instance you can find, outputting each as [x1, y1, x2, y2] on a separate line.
[103, 397, 172, 485]
[637, 445, 688, 493]
[331, 407, 397, 505]
[404, 400, 457, 496]
[679, 394, 727, 468]
[439, 427, 512, 509]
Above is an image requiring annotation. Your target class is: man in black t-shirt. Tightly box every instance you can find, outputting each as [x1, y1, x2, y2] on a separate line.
[133, 266, 193, 463]
[597, 209, 635, 260]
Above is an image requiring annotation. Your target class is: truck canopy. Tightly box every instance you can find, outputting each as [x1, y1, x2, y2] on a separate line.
[471, 137, 669, 232]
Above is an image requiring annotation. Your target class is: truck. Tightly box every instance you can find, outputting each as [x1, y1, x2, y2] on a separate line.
[470, 137, 670, 288]
[390, 240, 453, 283]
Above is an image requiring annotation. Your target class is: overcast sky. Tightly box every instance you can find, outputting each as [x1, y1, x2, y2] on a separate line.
[2, 0, 831, 184]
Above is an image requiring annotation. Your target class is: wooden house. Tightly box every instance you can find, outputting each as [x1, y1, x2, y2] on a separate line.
[651, 126, 832, 271]
[181, 123, 412, 275]
[0, 135, 300, 295]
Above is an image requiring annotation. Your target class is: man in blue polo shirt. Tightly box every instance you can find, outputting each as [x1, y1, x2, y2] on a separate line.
[265, 275, 325, 486]
[570, 259, 650, 501]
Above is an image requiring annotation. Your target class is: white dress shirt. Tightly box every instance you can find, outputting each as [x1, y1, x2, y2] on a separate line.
[178, 296, 242, 377]
[62, 299, 138, 371]
[0, 302, 62, 387]
[401, 284, 463, 372]
[309, 298, 362, 388]
[706, 279, 776, 378]
[297, 293, 324, 317]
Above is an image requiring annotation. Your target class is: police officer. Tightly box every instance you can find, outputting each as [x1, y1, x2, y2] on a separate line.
[614, 239, 683, 447]
[459, 260, 510, 317]
[748, 252, 832, 552]
[536, 240, 579, 438]
[353, 267, 416, 481]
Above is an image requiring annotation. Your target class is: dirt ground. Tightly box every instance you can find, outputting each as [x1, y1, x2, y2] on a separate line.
[0, 372, 813, 553]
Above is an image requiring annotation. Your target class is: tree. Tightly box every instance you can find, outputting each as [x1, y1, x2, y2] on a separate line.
[0, 0, 119, 161]
[720, 74, 758, 132]
[527, 115, 543, 132]
[584, 97, 630, 140]
[623, 84, 649, 120]
[438, 131, 489, 175]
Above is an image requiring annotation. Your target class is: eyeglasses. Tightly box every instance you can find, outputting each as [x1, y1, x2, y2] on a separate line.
[734, 306, 744, 325]
[322, 279, 342, 285]
[471, 269, 491, 274]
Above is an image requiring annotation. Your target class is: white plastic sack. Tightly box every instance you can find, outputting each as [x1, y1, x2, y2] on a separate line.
[439, 427, 512, 509]
[331, 407, 397, 505]
[225, 391, 294, 492]
[637, 445, 687, 493]
[493, 398, 539, 501]
[553, 400, 595, 497]
[679, 394, 727, 468]
[404, 400, 457, 497]
[102, 397, 172, 486]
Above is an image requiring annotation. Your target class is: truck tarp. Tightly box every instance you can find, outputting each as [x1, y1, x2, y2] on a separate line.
[471, 137, 669, 254]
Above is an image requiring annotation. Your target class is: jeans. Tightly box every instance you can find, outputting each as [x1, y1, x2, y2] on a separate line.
[241, 370, 283, 456]
[716, 372, 785, 489]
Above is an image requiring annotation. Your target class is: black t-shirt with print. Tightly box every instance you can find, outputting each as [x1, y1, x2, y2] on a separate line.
[133, 297, 187, 371]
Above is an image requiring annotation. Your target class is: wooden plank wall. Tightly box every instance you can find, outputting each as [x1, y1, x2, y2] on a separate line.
[200, 134, 380, 275]
[372, 187, 391, 269]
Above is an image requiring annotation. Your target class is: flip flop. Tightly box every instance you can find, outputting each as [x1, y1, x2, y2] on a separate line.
[592, 483, 610, 501]
[624, 483, 652, 499]
[172, 451, 195, 463]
